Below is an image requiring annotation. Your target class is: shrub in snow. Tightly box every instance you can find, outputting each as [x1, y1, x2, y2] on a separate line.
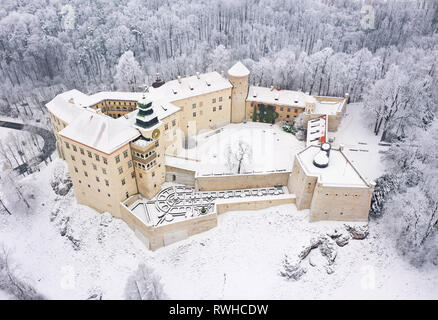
[125, 264, 167, 300]
[281, 121, 297, 135]
[280, 255, 306, 281]
[50, 161, 72, 196]
[369, 173, 400, 218]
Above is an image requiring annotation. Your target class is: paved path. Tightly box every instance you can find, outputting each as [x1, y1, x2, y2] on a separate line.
[0, 120, 56, 173]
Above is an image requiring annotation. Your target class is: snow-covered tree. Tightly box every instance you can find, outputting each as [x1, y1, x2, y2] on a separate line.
[114, 51, 144, 92]
[125, 264, 166, 300]
[225, 140, 253, 174]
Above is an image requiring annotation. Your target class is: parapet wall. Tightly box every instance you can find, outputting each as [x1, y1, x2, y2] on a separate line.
[196, 171, 290, 191]
[215, 194, 296, 214]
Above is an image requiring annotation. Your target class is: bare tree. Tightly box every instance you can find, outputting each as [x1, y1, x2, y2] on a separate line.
[0, 245, 45, 300]
[225, 140, 253, 174]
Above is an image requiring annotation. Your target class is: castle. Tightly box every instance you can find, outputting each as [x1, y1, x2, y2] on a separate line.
[46, 62, 374, 250]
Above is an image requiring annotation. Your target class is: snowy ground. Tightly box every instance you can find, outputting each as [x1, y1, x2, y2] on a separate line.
[178, 122, 304, 175]
[0, 158, 437, 300]
[1, 104, 437, 300]
[329, 103, 387, 181]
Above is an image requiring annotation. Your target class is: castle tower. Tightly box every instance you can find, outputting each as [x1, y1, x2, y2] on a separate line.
[228, 61, 250, 123]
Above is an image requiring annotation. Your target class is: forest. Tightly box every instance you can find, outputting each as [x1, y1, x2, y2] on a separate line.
[0, 0, 437, 267]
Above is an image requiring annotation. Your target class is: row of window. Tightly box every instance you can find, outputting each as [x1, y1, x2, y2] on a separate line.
[279, 107, 300, 113]
[164, 119, 177, 130]
[192, 105, 223, 117]
[191, 96, 223, 109]
[66, 141, 130, 165]
[134, 150, 155, 159]
[134, 159, 158, 172]
[77, 170, 135, 197]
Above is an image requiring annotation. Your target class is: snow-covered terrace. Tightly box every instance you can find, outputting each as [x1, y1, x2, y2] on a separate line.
[123, 185, 288, 227]
[297, 145, 369, 187]
[312, 97, 346, 115]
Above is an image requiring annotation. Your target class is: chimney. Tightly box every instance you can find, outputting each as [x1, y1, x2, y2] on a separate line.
[196, 72, 200, 79]
[177, 76, 182, 84]
[221, 70, 225, 77]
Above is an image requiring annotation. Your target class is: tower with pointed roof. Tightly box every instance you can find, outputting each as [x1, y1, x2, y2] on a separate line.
[228, 61, 250, 123]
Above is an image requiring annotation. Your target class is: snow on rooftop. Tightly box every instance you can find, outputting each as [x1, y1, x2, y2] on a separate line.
[116, 99, 180, 127]
[154, 71, 232, 101]
[59, 111, 140, 154]
[46, 91, 90, 124]
[228, 61, 250, 77]
[247, 86, 316, 108]
[297, 145, 368, 187]
[313, 98, 345, 115]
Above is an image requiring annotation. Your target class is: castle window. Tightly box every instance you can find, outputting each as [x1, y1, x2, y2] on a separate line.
[219, 105, 222, 110]
[131, 171, 135, 178]
[123, 150, 128, 158]
[95, 154, 100, 161]
[115, 155, 120, 163]
[80, 148, 84, 155]
[172, 120, 176, 126]
[295, 109, 298, 113]
[84, 171, 88, 177]
[105, 179, 109, 186]
[219, 96, 223, 102]
[92, 164, 97, 170]
[74, 167, 78, 173]
[121, 179, 125, 185]
[212, 98, 216, 103]
[108, 194, 110, 197]
[102, 168, 107, 174]
[88, 184, 90, 188]
[139, 173, 143, 178]
[65, 142, 70, 149]
[118, 167, 123, 174]
[87, 151, 92, 158]
[213, 107, 216, 112]
[96, 176, 100, 182]
[152, 171, 155, 177]
[193, 112, 196, 117]
[82, 160, 86, 166]
[165, 123, 169, 130]
[103, 157, 107, 165]
[72, 145, 77, 152]
[71, 155, 75, 161]
[288, 108, 291, 112]
[280, 107, 283, 111]
[128, 160, 132, 168]
[192, 103, 196, 108]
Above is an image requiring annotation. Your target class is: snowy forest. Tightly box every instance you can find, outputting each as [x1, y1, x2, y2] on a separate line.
[0, 0, 437, 299]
